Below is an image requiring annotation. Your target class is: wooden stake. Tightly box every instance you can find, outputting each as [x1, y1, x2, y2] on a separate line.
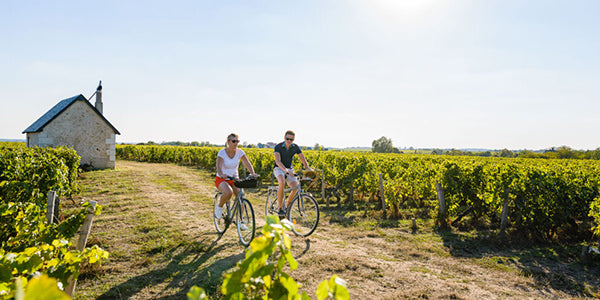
[46, 191, 56, 225]
[66, 200, 98, 297]
[435, 182, 446, 226]
[378, 173, 386, 218]
[500, 189, 510, 237]
[321, 169, 325, 203]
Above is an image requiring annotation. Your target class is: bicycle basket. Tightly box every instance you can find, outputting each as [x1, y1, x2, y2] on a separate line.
[234, 177, 258, 188]
[303, 170, 318, 180]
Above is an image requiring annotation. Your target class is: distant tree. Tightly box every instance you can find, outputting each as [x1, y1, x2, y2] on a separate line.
[446, 149, 464, 156]
[556, 145, 577, 159]
[314, 143, 324, 151]
[480, 151, 492, 157]
[372, 136, 394, 153]
[431, 149, 444, 155]
[499, 149, 514, 157]
[190, 141, 200, 147]
[517, 150, 537, 158]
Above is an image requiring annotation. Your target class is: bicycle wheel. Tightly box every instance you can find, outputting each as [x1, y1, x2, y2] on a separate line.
[237, 198, 256, 247]
[288, 194, 319, 237]
[214, 193, 230, 234]
[265, 188, 279, 216]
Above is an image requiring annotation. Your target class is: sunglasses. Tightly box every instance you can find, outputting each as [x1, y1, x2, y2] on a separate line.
[285, 137, 294, 141]
[230, 140, 239, 143]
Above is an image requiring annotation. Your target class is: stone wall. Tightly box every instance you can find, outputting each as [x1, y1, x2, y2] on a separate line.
[27, 101, 116, 169]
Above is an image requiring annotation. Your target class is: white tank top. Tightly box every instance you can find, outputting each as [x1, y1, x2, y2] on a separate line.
[217, 148, 245, 178]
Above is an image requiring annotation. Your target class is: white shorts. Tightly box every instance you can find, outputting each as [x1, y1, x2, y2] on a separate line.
[273, 167, 298, 184]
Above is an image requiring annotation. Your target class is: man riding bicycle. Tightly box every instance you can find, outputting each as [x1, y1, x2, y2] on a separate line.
[273, 130, 314, 216]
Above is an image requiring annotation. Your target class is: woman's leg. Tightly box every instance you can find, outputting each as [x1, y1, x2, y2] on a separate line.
[218, 181, 234, 207]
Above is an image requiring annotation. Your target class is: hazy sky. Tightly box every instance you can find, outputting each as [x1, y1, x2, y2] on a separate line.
[1, 0, 599, 149]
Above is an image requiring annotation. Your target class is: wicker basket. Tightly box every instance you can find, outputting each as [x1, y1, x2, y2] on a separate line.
[234, 177, 258, 188]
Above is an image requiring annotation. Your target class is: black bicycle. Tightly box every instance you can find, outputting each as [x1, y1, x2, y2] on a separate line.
[213, 176, 258, 246]
[265, 170, 320, 237]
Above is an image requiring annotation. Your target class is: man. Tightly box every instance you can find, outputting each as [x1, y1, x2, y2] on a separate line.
[273, 130, 313, 216]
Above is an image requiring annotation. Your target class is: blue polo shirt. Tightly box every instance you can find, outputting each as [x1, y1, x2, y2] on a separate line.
[274, 142, 302, 169]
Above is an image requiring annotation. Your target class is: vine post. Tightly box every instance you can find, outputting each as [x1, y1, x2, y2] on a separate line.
[321, 169, 325, 203]
[46, 190, 59, 224]
[435, 182, 447, 227]
[66, 200, 98, 297]
[500, 189, 510, 238]
[378, 173, 387, 218]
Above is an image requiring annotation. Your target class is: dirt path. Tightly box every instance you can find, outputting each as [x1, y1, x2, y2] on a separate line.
[74, 160, 598, 299]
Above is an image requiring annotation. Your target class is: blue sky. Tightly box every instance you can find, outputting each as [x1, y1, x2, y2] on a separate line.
[1, 0, 599, 149]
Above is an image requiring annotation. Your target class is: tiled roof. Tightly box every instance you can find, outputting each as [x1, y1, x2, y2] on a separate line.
[22, 94, 120, 134]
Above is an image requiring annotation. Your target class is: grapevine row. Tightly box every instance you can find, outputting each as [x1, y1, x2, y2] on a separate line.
[116, 145, 600, 241]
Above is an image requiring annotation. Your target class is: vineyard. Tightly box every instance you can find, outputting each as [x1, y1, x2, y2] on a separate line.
[0, 143, 108, 299]
[117, 144, 600, 243]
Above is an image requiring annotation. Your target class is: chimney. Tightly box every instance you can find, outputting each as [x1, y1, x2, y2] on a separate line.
[95, 80, 103, 114]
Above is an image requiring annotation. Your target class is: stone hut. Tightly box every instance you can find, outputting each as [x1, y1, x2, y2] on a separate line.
[22, 83, 120, 169]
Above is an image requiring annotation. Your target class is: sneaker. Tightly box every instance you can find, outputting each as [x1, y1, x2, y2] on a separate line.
[239, 223, 249, 231]
[278, 208, 286, 217]
[215, 206, 223, 219]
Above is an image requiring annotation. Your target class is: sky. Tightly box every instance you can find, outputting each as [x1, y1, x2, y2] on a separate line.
[1, 0, 599, 150]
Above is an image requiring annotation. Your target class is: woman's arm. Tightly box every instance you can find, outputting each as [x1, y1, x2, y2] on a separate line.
[216, 156, 226, 178]
[241, 154, 256, 176]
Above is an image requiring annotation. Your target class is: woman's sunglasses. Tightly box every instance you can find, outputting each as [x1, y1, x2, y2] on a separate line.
[230, 140, 239, 143]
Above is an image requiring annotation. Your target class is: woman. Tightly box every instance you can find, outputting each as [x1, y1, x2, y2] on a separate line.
[215, 133, 257, 220]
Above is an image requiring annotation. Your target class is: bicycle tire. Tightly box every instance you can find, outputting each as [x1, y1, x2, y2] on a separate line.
[237, 198, 256, 247]
[214, 193, 230, 234]
[265, 188, 279, 216]
[288, 194, 319, 237]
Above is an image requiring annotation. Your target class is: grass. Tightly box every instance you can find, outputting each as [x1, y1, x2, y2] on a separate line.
[72, 160, 600, 299]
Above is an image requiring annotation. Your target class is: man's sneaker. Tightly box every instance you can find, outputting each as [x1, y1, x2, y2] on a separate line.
[239, 223, 249, 231]
[215, 206, 223, 219]
[278, 208, 286, 217]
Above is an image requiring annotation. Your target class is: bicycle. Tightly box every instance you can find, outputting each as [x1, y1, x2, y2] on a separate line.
[213, 175, 258, 247]
[265, 170, 320, 237]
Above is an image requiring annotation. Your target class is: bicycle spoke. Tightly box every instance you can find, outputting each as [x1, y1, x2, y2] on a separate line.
[289, 194, 319, 237]
[237, 198, 256, 246]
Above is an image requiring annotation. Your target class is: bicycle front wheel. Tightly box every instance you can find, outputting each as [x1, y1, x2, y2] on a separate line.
[214, 193, 230, 234]
[237, 198, 256, 247]
[265, 188, 279, 216]
[288, 194, 319, 237]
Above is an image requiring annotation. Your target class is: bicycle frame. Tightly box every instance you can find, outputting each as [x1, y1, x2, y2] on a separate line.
[216, 188, 247, 223]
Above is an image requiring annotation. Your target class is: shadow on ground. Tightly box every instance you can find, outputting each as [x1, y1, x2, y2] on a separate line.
[439, 229, 600, 297]
[96, 233, 245, 300]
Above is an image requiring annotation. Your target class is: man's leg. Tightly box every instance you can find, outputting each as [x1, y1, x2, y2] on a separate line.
[287, 180, 299, 207]
[276, 174, 286, 210]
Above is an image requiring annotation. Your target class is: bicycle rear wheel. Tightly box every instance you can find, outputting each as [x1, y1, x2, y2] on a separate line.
[237, 198, 256, 247]
[288, 194, 319, 237]
[214, 193, 230, 234]
[265, 187, 279, 216]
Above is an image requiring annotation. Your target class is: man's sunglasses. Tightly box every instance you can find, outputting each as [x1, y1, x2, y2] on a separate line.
[285, 138, 294, 141]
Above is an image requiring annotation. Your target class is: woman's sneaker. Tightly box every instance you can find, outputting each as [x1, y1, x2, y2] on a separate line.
[278, 208, 286, 218]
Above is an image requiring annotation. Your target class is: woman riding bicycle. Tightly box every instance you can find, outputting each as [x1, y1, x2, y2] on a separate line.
[215, 133, 257, 219]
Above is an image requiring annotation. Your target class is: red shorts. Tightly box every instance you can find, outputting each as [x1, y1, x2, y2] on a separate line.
[215, 176, 235, 189]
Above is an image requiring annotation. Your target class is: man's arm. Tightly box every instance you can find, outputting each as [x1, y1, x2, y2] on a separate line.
[298, 152, 311, 170]
[274, 152, 290, 175]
